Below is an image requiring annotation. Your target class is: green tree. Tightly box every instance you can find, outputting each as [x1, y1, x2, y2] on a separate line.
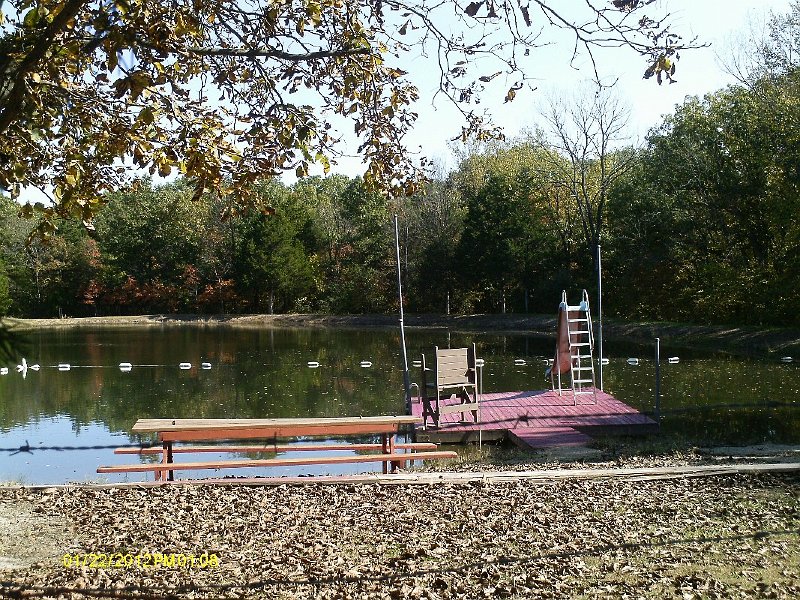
[0, 257, 11, 316]
[0, 195, 97, 317]
[607, 72, 800, 325]
[94, 179, 211, 312]
[401, 179, 465, 313]
[323, 178, 394, 313]
[607, 0, 800, 326]
[290, 175, 351, 270]
[28, 218, 96, 317]
[439, 141, 577, 312]
[605, 151, 685, 320]
[234, 181, 316, 313]
[456, 171, 556, 313]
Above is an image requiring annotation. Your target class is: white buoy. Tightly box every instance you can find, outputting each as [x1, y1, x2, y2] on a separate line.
[781, 356, 793, 363]
[627, 358, 639, 366]
[668, 357, 680, 364]
[475, 358, 485, 367]
[179, 362, 192, 370]
[201, 362, 212, 369]
[360, 360, 372, 368]
[600, 358, 610, 365]
[119, 362, 133, 372]
[307, 361, 320, 368]
[58, 363, 71, 371]
[514, 359, 526, 366]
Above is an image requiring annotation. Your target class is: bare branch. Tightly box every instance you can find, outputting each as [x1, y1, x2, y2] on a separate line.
[185, 46, 371, 61]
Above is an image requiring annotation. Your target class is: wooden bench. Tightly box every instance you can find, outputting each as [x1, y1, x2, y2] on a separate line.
[420, 345, 481, 428]
[97, 416, 457, 481]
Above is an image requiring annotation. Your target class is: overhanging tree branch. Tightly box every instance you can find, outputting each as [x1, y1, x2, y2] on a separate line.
[185, 46, 371, 61]
[0, 0, 89, 134]
[0, 0, 702, 234]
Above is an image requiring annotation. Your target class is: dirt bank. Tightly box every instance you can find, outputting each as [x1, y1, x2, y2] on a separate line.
[5, 313, 800, 355]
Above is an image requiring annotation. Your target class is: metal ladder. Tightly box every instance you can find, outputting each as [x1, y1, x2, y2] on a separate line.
[557, 290, 597, 404]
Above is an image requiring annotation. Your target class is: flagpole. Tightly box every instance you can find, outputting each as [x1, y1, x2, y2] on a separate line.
[394, 215, 412, 410]
[597, 243, 604, 391]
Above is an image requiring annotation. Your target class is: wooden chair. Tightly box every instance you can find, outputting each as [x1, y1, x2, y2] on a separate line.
[420, 344, 480, 428]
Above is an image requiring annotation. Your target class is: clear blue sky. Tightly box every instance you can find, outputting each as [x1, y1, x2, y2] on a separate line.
[325, 0, 796, 178]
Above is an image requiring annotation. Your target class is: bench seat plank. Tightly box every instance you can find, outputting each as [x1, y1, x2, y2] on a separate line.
[98, 450, 458, 474]
[115, 442, 439, 455]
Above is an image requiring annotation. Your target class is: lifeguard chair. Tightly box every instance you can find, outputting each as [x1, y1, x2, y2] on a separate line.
[420, 344, 481, 428]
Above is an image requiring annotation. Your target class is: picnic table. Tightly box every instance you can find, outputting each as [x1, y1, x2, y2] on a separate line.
[98, 416, 457, 481]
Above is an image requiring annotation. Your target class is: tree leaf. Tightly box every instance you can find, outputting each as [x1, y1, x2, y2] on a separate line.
[23, 8, 39, 28]
[465, 2, 484, 17]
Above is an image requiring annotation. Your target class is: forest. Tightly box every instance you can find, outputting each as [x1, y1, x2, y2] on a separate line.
[1, 7, 799, 327]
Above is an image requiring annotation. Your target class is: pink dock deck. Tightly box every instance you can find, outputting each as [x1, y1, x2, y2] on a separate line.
[411, 389, 656, 449]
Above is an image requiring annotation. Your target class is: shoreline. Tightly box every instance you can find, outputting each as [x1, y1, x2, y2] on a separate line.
[5, 312, 800, 354]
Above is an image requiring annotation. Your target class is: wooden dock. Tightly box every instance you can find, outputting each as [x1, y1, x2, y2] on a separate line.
[411, 389, 656, 449]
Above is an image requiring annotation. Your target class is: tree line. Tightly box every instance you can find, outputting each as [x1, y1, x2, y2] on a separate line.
[2, 5, 799, 327]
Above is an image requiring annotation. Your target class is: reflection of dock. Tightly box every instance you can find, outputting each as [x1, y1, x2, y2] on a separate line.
[411, 389, 656, 449]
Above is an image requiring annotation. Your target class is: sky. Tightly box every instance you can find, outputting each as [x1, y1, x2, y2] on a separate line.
[323, 0, 796, 179]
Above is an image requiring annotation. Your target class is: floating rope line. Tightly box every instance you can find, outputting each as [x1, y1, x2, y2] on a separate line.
[1, 441, 159, 454]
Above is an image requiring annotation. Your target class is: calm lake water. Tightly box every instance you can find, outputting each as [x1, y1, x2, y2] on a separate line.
[1, 326, 798, 483]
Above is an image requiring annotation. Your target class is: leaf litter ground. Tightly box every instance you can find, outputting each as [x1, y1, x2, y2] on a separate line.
[0, 468, 798, 599]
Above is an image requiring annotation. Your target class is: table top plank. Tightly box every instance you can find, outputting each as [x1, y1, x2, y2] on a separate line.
[132, 416, 421, 436]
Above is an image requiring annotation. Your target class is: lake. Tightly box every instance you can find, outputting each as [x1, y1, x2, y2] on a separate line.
[1, 325, 798, 483]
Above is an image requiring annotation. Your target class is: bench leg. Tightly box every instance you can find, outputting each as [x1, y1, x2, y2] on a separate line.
[381, 434, 389, 474]
[167, 442, 174, 481]
[381, 434, 402, 474]
[389, 435, 401, 473]
[160, 441, 174, 481]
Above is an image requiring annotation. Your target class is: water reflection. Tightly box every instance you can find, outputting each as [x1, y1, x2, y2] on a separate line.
[0, 326, 798, 483]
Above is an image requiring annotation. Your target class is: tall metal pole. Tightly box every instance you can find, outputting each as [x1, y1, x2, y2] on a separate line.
[597, 244, 604, 391]
[394, 215, 412, 411]
[655, 337, 661, 428]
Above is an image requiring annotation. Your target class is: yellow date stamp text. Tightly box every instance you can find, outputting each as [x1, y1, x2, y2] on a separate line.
[62, 552, 220, 570]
